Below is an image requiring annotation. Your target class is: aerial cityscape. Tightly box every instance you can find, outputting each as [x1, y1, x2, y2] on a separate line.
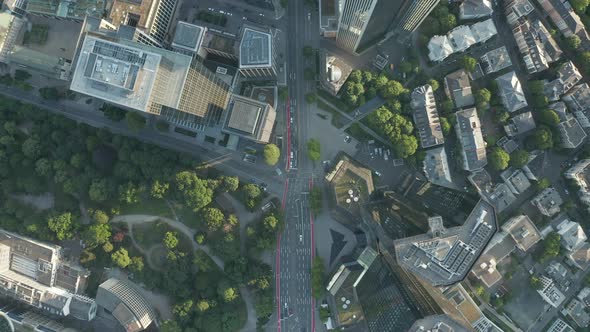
[1, 0, 590, 331]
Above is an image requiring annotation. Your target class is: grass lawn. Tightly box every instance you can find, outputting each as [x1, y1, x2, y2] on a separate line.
[119, 197, 175, 219]
[149, 245, 168, 268]
[168, 201, 201, 228]
[132, 220, 193, 253]
[345, 123, 374, 142]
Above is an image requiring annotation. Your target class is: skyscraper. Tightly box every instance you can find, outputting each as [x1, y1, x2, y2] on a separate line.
[336, 0, 405, 53]
[392, 0, 440, 43]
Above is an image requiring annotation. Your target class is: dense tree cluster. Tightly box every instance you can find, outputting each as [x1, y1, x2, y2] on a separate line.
[341, 69, 407, 108]
[0, 95, 261, 331]
[307, 139, 321, 161]
[488, 148, 510, 171]
[366, 106, 418, 158]
[420, 2, 457, 37]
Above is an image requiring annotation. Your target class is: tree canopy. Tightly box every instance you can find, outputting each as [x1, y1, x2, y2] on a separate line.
[510, 150, 530, 168]
[307, 139, 321, 161]
[263, 144, 280, 166]
[111, 248, 131, 268]
[48, 212, 74, 240]
[366, 106, 417, 158]
[174, 171, 214, 212]
[462, 56, 477, 72]
[488, 148, 510, 171]
[125, 111, 146, 132]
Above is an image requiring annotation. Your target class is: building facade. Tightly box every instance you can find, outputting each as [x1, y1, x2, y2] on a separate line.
[392, 0, 440, 43]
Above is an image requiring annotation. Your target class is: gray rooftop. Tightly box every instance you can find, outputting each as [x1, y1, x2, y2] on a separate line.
[544, 61, 582, 101]
[410, 314, 471, 332]
[444, 69, 475, 108]
[455, 108, 487, 171]
[564, 83, 590, 113]
[412, 85, 444, 148]
[531, 187, 563, 217]
[485, 183, 517, 212]
[394, 200, 497, 286]
[496, 71, 528, 112]
[239, 27, 272, 68]
[70, 33, 192, 112]
[460, 0, 493, 19]
[504, 111, 536, 137]
[423, 146, 454, 189]
[480, 46, 512, 74]
[172, 21, 205, 52]
[558, 116, 587, 148]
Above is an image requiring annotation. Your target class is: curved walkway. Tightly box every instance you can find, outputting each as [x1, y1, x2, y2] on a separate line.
[112, 214, 225, 270]
[112, 213, 257, 331]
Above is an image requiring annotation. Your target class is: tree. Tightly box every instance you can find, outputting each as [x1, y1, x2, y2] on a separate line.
[83, 223, 111, 248]
[263, 144, 280, 166]
[218, 176, 239, 192]
[14, 69, 31, 81]
[160, 320, 182, 332]
[579, 51, 590, 73]
[475, 88, 491, 106]
[494, 109, 510, 124]
[303, 45, 314, 57]
[102, 104, 127, 121]
[195, 232, 206, 244]
[305, 93, 317, 104]
[90, 209, 109, 224]
[39, 87, 60, 100]
[102, 242, 114, 253]
[311, 257, 325, 299]
[304, 68, 315, 80]
[150, 180, 169, 199]
[202, 207, 224, 231]
[307, 138, 321, 161]
[510, 150, 530, 168]
[428, 79, 440, 91]
[462, 56, 477, 72]
[440, 116, 451, 135]
[566, 35, 582, 50]
[174, 171, 213, 212]
[441, 99, 454, 114]
[541, 232, 561, 261]
[530, 276, 543, 290]
[173, 299, 193, 317]
[529, 127, 554, 150]
[399, 61, 413, 73]
[535, 178, 551, 191]
[196, 299, 211, 312]
[319, 307, 331, 323]
[118, 182, 141, 204]
[22, 137, 41, 159]
[163, 231, 179, 249]
[571, 0, 589, 13]
[48, 212, 74, 240]
[279, 87, 288, 101]
[218, 280, 238, 302]
[537, 109, 560, 127]
[380, 80, 407, 100]
[348, 70, 362, 83]
[89, 179, 110, 203]
[439, 13, 457, 32]
[125, 111, 146, 132]
[130, 256, 144, 272]
[488, 148, 510, 171]
[393, 135, 418, 159]
[111, 248, 131, 268]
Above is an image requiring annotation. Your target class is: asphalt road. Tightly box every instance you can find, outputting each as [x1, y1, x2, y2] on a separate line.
[275, 2, 321, 332]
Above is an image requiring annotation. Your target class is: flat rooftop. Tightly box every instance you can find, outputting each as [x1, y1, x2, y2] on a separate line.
[394, 200, 497, 286]
[70, 34, 191, 112]
[173, 21, 205, 52]
[222, 94, 275, 143]
[239, 27, 272, 68]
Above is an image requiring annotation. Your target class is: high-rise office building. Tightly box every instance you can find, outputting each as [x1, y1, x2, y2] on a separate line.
[109, 0, 178, 45]
[392, 0, 440, 43]
[336, 0, 405, 53]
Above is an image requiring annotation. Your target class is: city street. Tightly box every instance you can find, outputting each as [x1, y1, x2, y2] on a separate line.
[274, 1, 322, 332]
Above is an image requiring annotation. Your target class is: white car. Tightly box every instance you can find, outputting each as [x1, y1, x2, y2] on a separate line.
[299, 234, 303, 242]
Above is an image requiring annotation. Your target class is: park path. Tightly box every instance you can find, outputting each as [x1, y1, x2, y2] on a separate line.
[111, 214, 226, 270]
[111, 213, 259, 332]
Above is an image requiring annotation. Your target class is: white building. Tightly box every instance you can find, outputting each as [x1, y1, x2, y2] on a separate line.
[537, 276, 566, 308]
